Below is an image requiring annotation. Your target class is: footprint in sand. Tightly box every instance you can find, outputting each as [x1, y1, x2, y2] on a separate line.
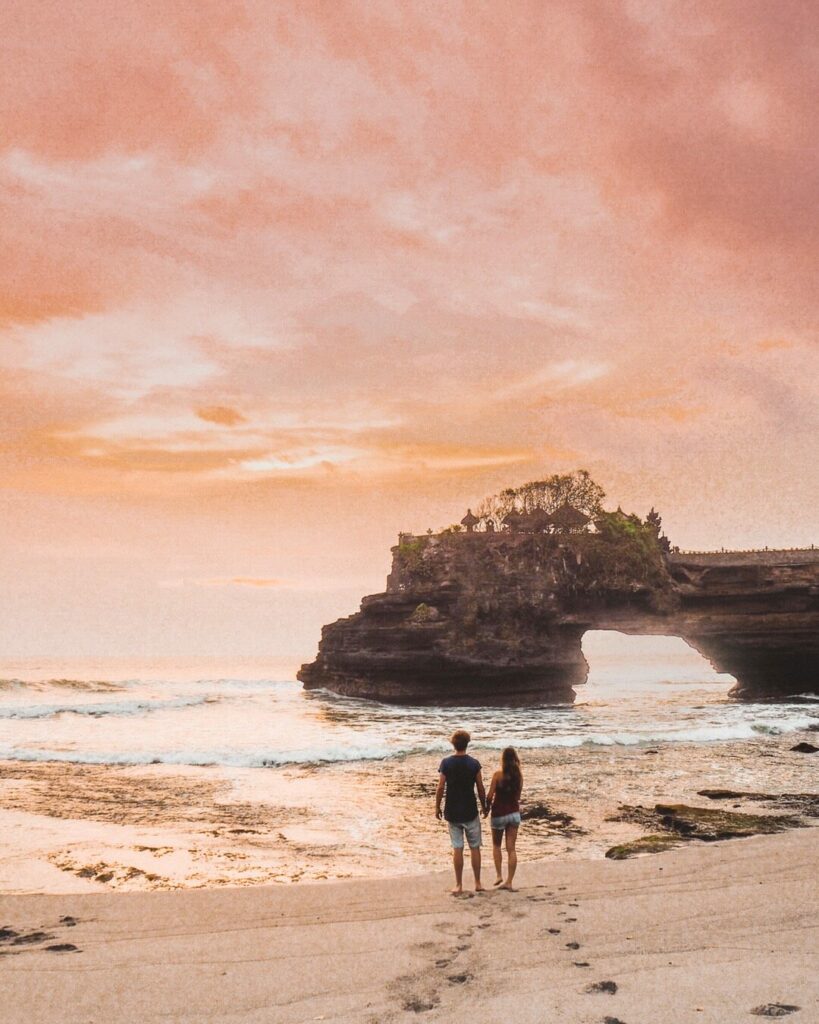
[394, 972, 441, 1015]
[750, 1006, 801, 1018]
[11, 931, 54, 946]
[585, 980, 618, 995]
[402, 996, 440, 1013]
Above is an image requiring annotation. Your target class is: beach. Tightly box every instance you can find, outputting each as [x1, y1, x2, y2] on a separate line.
[1, 729, 818, 893]
[2, 828, 817, 1023]
[1, 643, 817, 892]
[1, 648, 817, 1021]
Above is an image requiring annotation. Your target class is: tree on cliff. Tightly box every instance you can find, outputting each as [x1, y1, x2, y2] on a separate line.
[475, 470, 605, 524]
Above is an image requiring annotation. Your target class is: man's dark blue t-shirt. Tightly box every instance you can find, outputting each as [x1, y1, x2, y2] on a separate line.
[439, 754, 481, 822]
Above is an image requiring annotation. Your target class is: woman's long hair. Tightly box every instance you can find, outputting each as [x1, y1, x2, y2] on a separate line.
[500, 746, 522, 794]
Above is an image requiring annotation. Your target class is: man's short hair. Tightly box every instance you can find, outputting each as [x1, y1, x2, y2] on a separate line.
[450, 729, 470, 752]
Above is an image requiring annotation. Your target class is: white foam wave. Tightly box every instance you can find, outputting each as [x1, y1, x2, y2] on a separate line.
[0, 678, 125, 693]
[1, 709, 815, 769]
[0, 694, 214, 720]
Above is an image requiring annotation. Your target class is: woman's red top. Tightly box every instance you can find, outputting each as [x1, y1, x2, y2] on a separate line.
[491, 773, 521, 817]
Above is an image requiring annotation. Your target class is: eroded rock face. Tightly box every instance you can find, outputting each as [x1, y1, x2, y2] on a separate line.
[297, 535, 819, 704]
[666, 554, 819, 700]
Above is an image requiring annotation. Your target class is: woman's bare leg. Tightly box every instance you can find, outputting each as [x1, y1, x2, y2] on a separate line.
[500, 826, 519, 890]
[491, 829, 504, 884]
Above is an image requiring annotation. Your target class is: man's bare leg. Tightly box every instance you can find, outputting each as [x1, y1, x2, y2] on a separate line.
[470, 847, 485, 892]
[451, 847, 464, 894]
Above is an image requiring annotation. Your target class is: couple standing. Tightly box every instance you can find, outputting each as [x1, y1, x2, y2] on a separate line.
[434, 729, 522, 894]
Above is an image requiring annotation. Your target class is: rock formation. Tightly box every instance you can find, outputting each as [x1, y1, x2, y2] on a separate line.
[297, 532, 818, 704]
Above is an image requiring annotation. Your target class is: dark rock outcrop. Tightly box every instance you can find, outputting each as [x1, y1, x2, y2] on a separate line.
[298, 534, 819, 704]
[605, 801, 809, 859]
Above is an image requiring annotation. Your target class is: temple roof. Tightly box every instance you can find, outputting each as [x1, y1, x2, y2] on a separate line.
[551, 502, 591, 527]
[529, 508, 554, 527]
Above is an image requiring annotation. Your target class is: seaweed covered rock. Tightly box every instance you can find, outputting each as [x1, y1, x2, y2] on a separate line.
[605, 802, 806, 858]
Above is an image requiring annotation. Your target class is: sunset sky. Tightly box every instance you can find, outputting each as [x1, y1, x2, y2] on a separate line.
[1, 1, 817, 658]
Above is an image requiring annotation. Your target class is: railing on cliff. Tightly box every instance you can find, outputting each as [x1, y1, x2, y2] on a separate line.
[397, 533, 818, 567]
[668, 547, 818, 565]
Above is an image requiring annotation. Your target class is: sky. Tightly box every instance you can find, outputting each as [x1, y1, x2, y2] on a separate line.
[1, 0, 817, 658]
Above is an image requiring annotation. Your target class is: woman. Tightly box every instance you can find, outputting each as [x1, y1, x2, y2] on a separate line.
[484, 747, 522, 890]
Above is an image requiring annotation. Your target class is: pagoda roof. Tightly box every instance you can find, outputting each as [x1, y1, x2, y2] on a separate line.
[529, 508, 554, 525]
[551, 503, 591, 527]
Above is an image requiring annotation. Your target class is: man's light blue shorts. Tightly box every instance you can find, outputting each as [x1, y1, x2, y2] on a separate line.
[448, 816, 482, 850]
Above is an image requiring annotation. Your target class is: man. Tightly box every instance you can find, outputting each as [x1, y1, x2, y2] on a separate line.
[435, 729, 486, 894]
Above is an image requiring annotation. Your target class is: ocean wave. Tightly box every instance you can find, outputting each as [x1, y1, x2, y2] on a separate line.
[0, 694, 215, 720]
[0, 711, 815, 768]
[0, 677, 124, 693]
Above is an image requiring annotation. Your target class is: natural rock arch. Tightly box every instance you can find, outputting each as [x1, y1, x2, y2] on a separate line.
[298, 535, 819, 705]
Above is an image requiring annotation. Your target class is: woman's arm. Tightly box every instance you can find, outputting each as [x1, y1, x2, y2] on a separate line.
[484, 770, 500, 814]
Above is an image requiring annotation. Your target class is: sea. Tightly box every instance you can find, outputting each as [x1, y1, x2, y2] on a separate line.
[0, 633, 816, 893]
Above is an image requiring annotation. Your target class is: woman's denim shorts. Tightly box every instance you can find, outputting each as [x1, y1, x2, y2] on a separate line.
[490, 812, 522, 830]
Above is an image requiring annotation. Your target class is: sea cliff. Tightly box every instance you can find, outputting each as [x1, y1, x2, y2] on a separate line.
[298, 534, 818, 704]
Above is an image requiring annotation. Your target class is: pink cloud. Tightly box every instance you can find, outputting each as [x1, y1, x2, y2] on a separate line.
[0, 1, 816, 655]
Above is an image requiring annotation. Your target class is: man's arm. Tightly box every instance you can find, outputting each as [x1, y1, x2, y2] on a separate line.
[475, 770, 487, 815]
[435, 773, 446, 819]
[483, 771, 497, 817]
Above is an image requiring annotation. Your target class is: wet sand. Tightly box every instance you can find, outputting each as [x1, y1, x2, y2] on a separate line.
[1, 828, 816, 1023]
[1, 729, 817, 892]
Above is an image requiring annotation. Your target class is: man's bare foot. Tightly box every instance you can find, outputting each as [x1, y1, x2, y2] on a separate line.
[450, 886, 463, 895]
[493, 877, 504, 886]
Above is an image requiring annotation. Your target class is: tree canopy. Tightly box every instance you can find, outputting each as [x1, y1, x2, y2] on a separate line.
[475, 470, 605, 523]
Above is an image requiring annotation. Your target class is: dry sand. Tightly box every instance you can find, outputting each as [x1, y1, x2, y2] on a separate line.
[1, 829, 817, 1024]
